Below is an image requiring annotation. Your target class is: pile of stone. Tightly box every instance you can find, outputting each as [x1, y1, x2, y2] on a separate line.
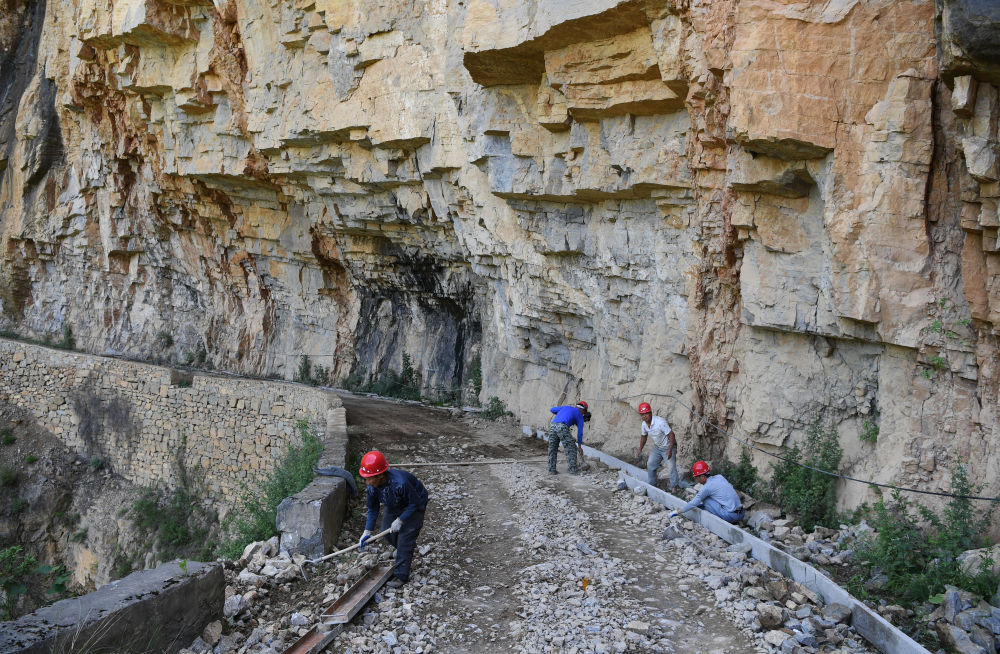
[616, 484, 877, 654]
[928, 586, 1000, 654]
[736, 494, 1000, 653]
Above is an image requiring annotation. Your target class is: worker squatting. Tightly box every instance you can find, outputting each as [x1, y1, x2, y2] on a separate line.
[353, 399, 745, 588]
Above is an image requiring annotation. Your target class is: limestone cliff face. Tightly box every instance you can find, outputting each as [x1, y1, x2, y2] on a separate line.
[2, 0, 999, 525]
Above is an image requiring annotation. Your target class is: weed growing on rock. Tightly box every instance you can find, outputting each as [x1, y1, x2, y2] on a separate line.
[859, 419, 879, 444]
[0, 464, 18, 488]
[57, 325, 75, 350]
[0, 546, 71, 619]
[482, 396, 512, 420]
[853, 462, 999, 608]
[0, 429, 14, 446]
[218, 419, 322, 559]
[767, 421, 842, 531]
[25, 453, 37, 464]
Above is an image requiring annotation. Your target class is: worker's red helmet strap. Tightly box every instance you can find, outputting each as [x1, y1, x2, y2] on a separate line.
[359, 450, 389, 477]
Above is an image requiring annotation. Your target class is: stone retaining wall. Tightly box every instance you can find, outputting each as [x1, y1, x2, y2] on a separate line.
[0, 337, 345, 506]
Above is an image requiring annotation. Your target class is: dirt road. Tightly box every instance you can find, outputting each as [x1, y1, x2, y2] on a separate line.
[332, 394, 757, 653]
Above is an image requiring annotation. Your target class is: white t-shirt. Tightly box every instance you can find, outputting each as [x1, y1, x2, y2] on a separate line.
[641, 415, 672, 449]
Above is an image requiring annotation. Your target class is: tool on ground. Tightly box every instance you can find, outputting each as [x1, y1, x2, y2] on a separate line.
[577, 444, 591, 470]
[393, 457, 547, 467]
[305, 527, 392, 566]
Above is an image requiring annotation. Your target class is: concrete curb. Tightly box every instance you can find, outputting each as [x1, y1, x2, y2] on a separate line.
[532, 429, 929, 654]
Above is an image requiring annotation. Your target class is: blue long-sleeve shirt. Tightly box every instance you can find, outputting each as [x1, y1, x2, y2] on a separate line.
[681, 474, 742, 514]
[550, 405, 585, 444]
[365, 468, 429, 531]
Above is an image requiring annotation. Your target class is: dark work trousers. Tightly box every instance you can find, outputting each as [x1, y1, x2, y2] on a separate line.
[382, 505, 427, 581]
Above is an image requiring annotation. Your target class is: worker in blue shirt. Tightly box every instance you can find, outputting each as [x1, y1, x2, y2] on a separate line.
[357, 450, 429, 588]
[547, 401, 591, 475]
[670, 460, 744, 524]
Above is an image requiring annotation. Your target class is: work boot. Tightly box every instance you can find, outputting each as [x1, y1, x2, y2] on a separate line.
[386, 577, 405, 588]
[548, 469, 558, 475]
[569, 469, 581, 476]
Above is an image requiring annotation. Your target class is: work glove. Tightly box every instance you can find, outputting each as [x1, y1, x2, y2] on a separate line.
[668, 511, 679, 519]
[390, 518, 403, 534]
[358, 530, 372, 551]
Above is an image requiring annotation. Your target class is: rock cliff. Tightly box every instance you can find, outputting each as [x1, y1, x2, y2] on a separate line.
[2, 0, 999, 527]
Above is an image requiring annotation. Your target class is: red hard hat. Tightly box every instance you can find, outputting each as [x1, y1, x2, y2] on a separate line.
[359, 450, 389, 477]
[692, 460, 710, 477]
[576, 401, 588, 411]
[638, 402, 651, 414]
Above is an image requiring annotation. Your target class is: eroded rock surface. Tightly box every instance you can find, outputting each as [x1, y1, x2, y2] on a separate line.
[2, 0, 1000, 526]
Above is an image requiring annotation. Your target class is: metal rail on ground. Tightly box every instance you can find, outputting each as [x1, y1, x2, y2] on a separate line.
[280, 564, 395, 654]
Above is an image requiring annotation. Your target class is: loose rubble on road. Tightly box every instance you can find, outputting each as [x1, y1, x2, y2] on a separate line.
[176, 454, 891, 654]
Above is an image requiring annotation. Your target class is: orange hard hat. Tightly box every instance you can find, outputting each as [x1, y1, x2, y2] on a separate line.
[359, 450, 389, 477]
[692, 460, 710, 477]
[576, 401, 588, 411]
[638, 402, 652, 414]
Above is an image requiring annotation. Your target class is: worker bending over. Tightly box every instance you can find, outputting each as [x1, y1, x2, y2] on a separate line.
[358, 450, 429, 588]
[669, 461, 744, 524]
[547, 401, 591, 475]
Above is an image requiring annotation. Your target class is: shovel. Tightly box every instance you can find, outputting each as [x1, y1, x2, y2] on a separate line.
[305, 527, 392, 566]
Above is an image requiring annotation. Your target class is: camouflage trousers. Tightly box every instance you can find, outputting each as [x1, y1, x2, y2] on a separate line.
[547, 421, 579, 474]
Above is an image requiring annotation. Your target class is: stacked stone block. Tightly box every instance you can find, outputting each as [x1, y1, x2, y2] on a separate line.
[0, 337, 344, 507]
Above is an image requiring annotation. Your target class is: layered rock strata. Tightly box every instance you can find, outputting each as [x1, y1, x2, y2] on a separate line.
[1, 0, 999, 528]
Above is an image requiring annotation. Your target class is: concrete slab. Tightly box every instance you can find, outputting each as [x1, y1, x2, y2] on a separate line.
[0, 560, 223, 654]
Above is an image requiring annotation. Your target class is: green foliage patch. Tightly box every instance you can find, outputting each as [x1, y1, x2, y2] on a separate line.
[0, 545, 71, 619]
[481, 396, 511, 421]
[217, 419, 322, 559]
[767, 421, 842, 531]
[853, 463, 998, 607]
[715, 447, 760, 495]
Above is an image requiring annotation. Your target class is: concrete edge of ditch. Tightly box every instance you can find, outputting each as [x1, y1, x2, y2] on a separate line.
[277, 396, 351, 557]
[530, 429, 929, 654]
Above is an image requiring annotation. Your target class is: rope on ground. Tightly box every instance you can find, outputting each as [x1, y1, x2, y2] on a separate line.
[615, 392, 1000, 503]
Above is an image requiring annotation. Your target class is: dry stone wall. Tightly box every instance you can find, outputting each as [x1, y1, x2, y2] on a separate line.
[1, 0, 999, 531]
[0, 337, 344, 505]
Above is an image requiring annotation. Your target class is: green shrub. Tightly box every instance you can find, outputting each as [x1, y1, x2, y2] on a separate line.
[155, 331, 174, 349]
[856, 462, 998, 607]
[859, 420, 878, 444]
[717, 447, 760, 495]
[769, 421, 842, 531]
[90, 457, 104, 471]
[0, 546, 70, 619]
[130, 479, 217, 561]
[25, 454, 37, 464]
[0, 465, 18, 488]
[482, 396, 511, 421]
[294, 355, 313, 384]
[57, 325, 75, 350]
[0, 430, 14, 446]
[10, 497, 27, 513]
[468, 356, 483, 405]
[218, 419, 322, 558]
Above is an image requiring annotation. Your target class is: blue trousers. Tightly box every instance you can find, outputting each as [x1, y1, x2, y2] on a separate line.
[646, 444, 687, 488]
[382, 505, 426, 581]
[702, 497, 744, 524]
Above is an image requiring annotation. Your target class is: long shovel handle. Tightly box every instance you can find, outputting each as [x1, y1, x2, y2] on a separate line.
[306, 527, 392, 565]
